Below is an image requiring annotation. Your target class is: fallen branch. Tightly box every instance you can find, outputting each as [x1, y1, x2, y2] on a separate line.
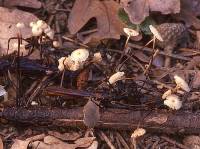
[1, 107, 200, 134]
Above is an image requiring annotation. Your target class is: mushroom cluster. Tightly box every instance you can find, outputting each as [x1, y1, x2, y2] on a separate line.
[162, 75, 190, 110]
[58, 48, 89, 71]
[30, 20, 54, 39]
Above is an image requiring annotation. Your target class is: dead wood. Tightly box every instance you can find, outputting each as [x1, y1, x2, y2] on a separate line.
[1, 107, 200, 134]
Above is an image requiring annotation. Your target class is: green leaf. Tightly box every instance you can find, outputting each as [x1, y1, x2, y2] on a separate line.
[118, 8, 156, 35]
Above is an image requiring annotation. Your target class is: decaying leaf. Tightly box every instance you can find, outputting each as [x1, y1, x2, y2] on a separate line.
[175, 0, 200, 29]
[68, 0, 124, 43]
[30, 141, 76, 149]
[44, 135, 63, 144]
[87, 140, 98, 149]
[83, 99, 100, 128]
[74, 137, 96, 148]
[11, 139, 30, 149]
[0, 138, 3, 149]
[0, 7, 38, 55]
[183, 135, 200, 149]
[121, 0, 180, 24]
[48, 131, 81, 141]
[3, 0, 42, 9]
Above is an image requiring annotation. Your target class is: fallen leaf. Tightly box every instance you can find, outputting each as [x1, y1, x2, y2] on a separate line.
[191, 71, 200, 89]
[121, 0, 180, 24]
[4, 0, 42, 9]
[11, 139, 30, 149]
[0, 7, 38, 55]
[77, 68, 89, 89]
[74, 137, 95, 148]
[87, 141, 98, 149]
[68, 0, 124, 43]
[183, 135, 200, 149]
[0, 137, 3, 149]
[83, 99, 100, 128]
[175, 0, 200, 29]
[48, 131, 81, 141]
[44, 135, 63, 144]
[31, 141, 76, 149]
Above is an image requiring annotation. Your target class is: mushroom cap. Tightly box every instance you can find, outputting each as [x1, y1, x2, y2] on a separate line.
[37, 20, 48, 30]
[123, 28, 139, 37]
[70, 49, 89, 62]
[162, 89, 172, 99]
[174, 75, 190, 92]
[149, 25, 164, 42]
[164, 94, 182, 110]
[131, 128, 146, 138]
[108, 71, 125, 84]
[32, 25, 43, 36]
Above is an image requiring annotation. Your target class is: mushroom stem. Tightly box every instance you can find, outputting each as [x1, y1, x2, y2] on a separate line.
[124, 35, 130, 48]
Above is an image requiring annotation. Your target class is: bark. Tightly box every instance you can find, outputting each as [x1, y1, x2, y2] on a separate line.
[1, 107, 200, 134]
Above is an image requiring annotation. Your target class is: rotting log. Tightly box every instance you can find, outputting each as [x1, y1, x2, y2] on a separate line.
[1, 107, 200, 134]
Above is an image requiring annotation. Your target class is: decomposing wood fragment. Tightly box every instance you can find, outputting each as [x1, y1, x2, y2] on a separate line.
[1, 107, 200, 134]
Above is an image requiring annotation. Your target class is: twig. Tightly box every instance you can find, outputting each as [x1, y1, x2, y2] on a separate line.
[62, 36, 89, 48]
[99, 131, 116, 149]
[161, 136, 188, 149]
[128, 43, 191, 61]
[116, 132, 130, 149]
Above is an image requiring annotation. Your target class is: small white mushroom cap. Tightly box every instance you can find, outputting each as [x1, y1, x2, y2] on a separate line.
[36, 20, 48, 29]
[30, 22, 36, 27]
[32, 25, 43, 36]
[131, 128, 146, 138]
[123, 28, 139, 37]
[58, 57, 67, 71]
[70, 49, 89, 62]
[108, 71, 125, 84]
[58, 56, 82, 72]
[46, 30, 54, 40]
[149, 25, 164, 42]
[162, 89, 172, 99]
[174, 75, 190, 92]
[164, 94, 182, 110]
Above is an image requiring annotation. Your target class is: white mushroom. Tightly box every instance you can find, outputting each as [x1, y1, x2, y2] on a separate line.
[53, 41, 60, 48]
[174, 75, 190, 92]
[108, 71, 125, 84]
[70, 49, 89, 63]
[123, 28, 139, 37]
[162, 89, 172, 99]
[58, 57, 67, 71]
[131, 128, 146, 139]
[32, 25, 43, 36]
[164, 94, 182, 110]
[149, 25, 164, 42]
[36, 20, 48, 29]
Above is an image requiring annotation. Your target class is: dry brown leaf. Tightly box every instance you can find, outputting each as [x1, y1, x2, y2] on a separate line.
[121, 0, 180, 24]
[175, 0, 200, 29]
[0, 7, 38, 55]
[3, 0, 41, 9]
[87, 141, 98, 149]
[11, 139, 30, 149]
[48, 131, 81, 141]
[44, 135, 63, 144]
[183, 135, 200, 149]
[74, 137, 95, 148]
[0, 138, 3, 149]
[31, 141, 76, 149]
[77, 68, 89, 89]
[68, 0, 124, 43]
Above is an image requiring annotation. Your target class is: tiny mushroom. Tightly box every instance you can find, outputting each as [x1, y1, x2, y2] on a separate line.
[16, 22, 25, 29]
[123, 28, 139, 37]
[108, 71, 125, 85]
[131, 128, 146, 139]
[162, 89, 172, 99]
[32, 25, 43, 36]
[70, 49, 89, 63]
[174, 75, 190, 92]
[164, 94, 182, 110]
[149, 25, 164, 42]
